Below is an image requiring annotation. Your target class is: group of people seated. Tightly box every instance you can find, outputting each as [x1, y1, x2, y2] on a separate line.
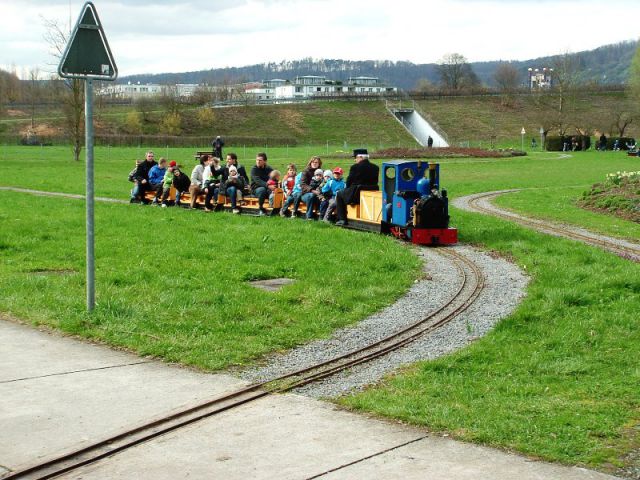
[128, 148, 380, 225]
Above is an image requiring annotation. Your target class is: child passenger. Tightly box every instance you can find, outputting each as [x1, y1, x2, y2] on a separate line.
[322, 167, 346, 222]
[282, 164, 297, 198]
[280, 171, 303, 217]
[318, 169, 333, 218]
[267, 170, 281, 208]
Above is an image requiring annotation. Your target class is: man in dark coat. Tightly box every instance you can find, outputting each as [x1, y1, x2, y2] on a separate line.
[250, 152, 273, 215]
[130, 151, 157, 203]
[212, 135, 224, 159]
[335, 149, 379, 226]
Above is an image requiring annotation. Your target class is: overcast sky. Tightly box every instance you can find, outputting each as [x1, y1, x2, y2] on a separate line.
[1, 0, 639, 79]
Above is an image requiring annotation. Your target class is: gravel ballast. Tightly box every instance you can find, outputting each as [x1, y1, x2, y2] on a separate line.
[241, 245, 528, 398]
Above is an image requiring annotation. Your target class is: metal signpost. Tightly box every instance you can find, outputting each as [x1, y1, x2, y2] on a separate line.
[58, 2, 117, 310]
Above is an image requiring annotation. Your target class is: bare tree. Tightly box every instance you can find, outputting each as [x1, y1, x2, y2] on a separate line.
[0, 69, 20, 116]
[135, 96, 155, 123]
[26, 67, 42, 129]
[627, 42, 640, 130]
[494, 63, 520, 104]
[43, 18, 85, 162]
[414, 78, 435, 94]
[436, 53, 467, 91]
[550, 52, 578, 121]
[159, 86, 182, 115]
[436, 53, 480, 92]
[611, 111, 633, 137]
[189, 84, 213, 106]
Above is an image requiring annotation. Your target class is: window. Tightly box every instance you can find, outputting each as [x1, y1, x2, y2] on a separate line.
[400, 168, 415, 181]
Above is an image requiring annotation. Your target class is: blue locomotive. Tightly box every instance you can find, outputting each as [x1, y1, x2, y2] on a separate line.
[379, 160, 457, 245]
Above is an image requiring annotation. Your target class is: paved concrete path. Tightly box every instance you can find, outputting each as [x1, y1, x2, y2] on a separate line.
[0, 319, 619, 479]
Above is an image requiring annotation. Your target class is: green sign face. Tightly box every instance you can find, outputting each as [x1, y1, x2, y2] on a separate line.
[58, 2, 117, 80]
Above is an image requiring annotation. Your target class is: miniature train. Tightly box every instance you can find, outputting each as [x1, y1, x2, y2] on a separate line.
[147, 159, 458, 246]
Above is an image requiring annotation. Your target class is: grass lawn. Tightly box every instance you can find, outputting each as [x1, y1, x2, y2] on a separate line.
[0, 192, 421, 370]
[1, 144, 639, 470]
[339, 149, 640, 470]
[341, 209, 640, 468]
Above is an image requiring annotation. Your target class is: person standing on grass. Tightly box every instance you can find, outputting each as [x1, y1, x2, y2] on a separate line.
[130, 151, 157, 203]
[212, 135, 224, 159]
[250, 152, 273, 216]
[335, 149, 379, 227]
[147, 158, 167, 205]
[189, 155, 211, 209]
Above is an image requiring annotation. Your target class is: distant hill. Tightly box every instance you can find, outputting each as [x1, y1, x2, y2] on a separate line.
[119, 40, 638, 90]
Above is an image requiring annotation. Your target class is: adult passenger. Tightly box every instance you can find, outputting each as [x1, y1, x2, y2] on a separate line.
[130, 151, 157, 203]
[250, 152, 273, 215]
[147, 157, 167, 204]
[335, 149, 379, 227]
[298, 156, 323, 220]
[189, 155, 211, 209]
[220, 153, 249, 213]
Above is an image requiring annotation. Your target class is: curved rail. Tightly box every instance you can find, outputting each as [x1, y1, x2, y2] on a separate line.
[463, 190, 640, 263]
[4, 247, 485, 480]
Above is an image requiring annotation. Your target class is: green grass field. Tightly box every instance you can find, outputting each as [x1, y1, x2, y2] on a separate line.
[1, 144, 639, 472]
[0, 190, 421, 370]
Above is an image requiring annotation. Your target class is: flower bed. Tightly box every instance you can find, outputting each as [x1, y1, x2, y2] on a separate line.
[326, 147, 526, 160]
[579, 171, 640, 223]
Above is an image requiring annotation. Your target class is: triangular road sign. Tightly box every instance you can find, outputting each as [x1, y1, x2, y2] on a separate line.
[58, 1, 118, 80]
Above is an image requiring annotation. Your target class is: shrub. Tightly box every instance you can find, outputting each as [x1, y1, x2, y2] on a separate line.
[196, 108, 215, 129]
[161, 112, 183, 136]
[604, 137, 636, 150]
[545, 135, 591, 151]
[123, 111, 143, 135]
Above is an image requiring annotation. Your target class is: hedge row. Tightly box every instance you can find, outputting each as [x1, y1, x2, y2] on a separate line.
[545, 136, 592, 151]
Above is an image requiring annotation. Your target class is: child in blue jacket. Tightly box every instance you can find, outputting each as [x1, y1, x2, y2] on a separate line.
[322, 167, 346, 222]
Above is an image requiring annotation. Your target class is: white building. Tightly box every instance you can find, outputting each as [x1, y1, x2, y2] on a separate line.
[254, 75, 397, 101]
[176, 84, 199, 97]
[528, 68, 553, 90]
[99, 82, 165, 98]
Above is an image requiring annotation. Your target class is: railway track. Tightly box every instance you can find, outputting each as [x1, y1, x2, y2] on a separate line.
[4, 248, 484, 480]
[463, 190, 640, 263]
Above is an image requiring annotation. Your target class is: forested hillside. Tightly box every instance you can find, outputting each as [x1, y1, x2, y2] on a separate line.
[119, 40, 638, 90]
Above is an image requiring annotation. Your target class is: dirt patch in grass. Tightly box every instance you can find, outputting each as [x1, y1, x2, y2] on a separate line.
[19, 123, 61, 136]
